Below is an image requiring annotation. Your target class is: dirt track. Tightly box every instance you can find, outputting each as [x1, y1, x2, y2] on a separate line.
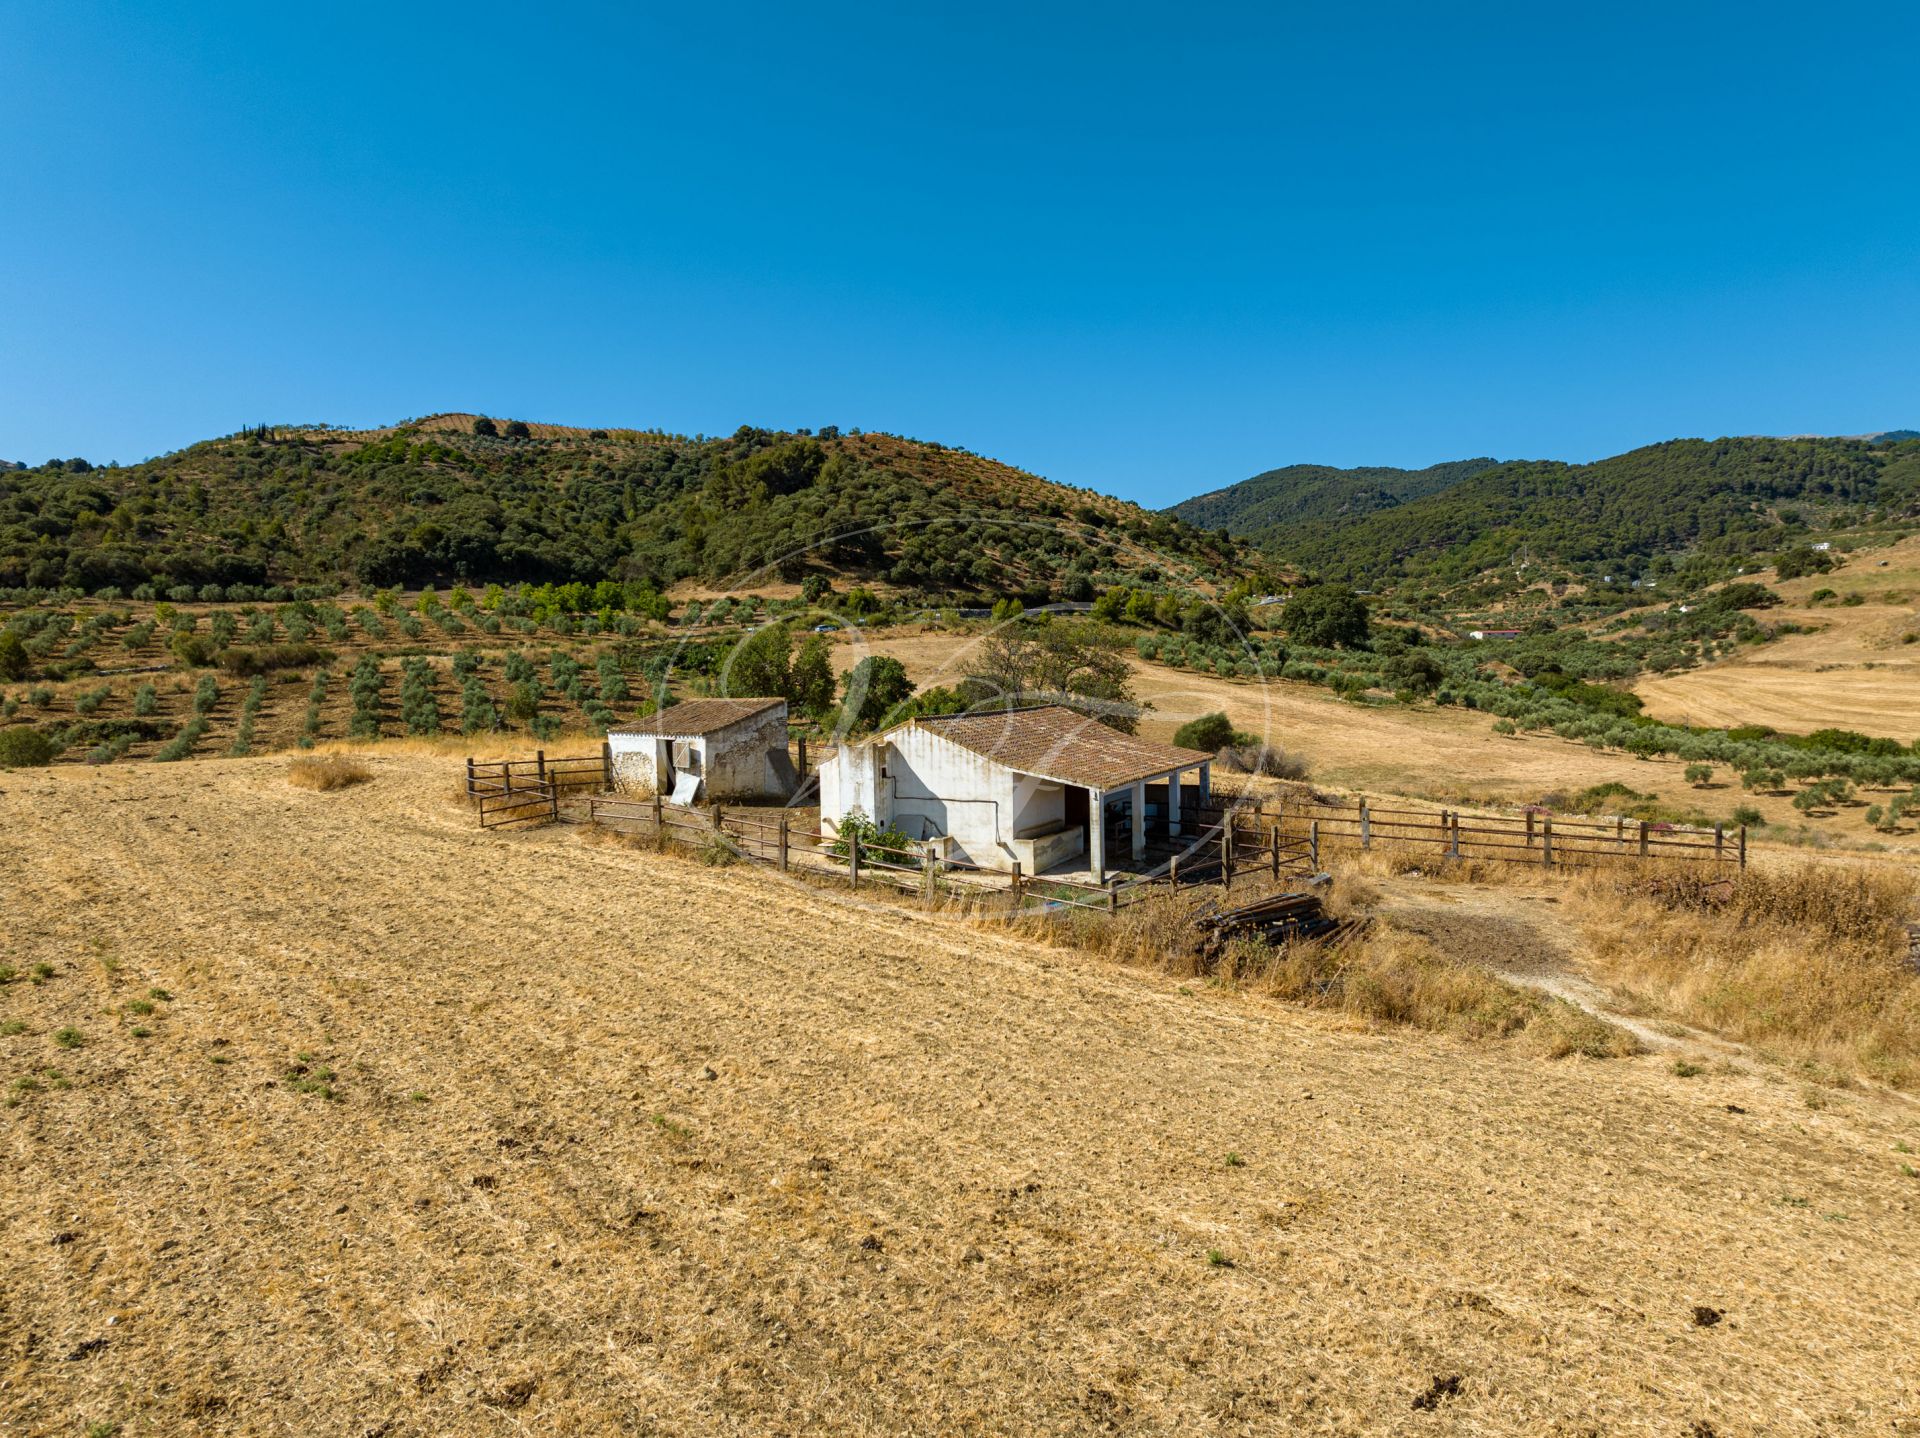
[2, 756, 1917, 1435]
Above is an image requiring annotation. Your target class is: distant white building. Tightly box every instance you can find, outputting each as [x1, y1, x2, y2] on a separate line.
[817, 705, 1214, 882]
[608, 697, 794, 804]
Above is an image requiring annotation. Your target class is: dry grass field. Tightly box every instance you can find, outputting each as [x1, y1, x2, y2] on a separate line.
[1635, 534, 1920, 743]
[4, 755, 1919, 1435]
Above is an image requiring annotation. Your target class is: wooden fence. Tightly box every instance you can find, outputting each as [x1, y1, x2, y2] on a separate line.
[1265, 797, 1745, 870]
[581, 792, 1316, 912]
[466, 749, 611, 801]
[468, 753, 1741, 898]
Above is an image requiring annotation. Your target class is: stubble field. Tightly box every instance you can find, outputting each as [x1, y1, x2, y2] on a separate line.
[1635, 534, 1920, 744]
[2, 755, 1917, 1435]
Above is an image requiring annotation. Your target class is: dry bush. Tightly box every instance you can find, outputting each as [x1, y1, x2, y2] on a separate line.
[1013, 879, 1634, 1055]
[1216, 742, 1311, 780]
[287, 755, 372, 792]
[1569, 859, 1920, 1087]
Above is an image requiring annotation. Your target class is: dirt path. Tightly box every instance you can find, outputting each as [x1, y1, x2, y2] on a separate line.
[1364, 877, 1745, 1056]
[1, 756, 1917, 1435]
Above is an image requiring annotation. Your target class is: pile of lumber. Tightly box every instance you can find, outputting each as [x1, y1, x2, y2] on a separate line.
[1193, 889, 1341, 954]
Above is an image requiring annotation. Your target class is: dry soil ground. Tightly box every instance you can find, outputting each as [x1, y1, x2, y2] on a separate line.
[1635, 534, 1920, 744]
[3, 756, 1918, 1436]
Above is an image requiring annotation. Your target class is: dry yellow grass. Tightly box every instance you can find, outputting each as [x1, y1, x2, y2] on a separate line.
[1635, 534, 1920, 742]
[1006, 873, 1637, 1058]
[1567, 860, 1920, 1088]
[3, 755, 1919, 1434]
[284, 753, 372, 791]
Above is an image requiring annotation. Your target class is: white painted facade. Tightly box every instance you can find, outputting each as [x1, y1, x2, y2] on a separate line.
[608, 702, 791, 802]
[818, 718, 1209, 881]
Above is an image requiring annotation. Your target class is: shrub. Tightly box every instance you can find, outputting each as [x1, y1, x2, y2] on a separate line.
[218, 643, 333, 675]
[1218, 742, 1310, 780]
[1684, 763, 1714, 787]
[0, 726, 58, 768]
[473, 416, 498, 436]
[152, 717, 207, 761]
[1732, 805, 1763, 827]
[460, 677, 499, 735]
[287, 755, 371, 791]
[1173, 712, 1239, 752]
[825, 808, 914, 864]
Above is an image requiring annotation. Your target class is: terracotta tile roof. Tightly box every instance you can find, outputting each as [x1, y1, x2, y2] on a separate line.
[906, 705, 1212, 791]
[609, 697, 785, 737]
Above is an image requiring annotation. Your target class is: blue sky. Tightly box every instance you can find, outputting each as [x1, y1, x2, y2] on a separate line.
[2, 2, 1915, 504]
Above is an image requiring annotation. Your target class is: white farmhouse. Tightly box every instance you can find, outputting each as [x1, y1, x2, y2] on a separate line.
[817, 705, 1214, 882]
[608, 697, 794, 804]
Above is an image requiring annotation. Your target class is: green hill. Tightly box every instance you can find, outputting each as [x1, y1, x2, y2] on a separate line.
[1168, 457, 1498, 538]
[1220, 436, 1920, 584]
[0, 415, 1251, 600]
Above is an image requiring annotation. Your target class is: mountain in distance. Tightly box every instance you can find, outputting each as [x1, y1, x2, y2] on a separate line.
[1167, 457, 1500, 542]
[0, 413, 1254, 599]
[1230, 435, 1920, 585]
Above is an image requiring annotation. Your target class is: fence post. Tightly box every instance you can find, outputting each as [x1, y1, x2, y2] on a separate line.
[601, 739, 612, 789]
[1360, 800, 1371, 851]
[923, 845, 936, 903]
[1448, 811, 1461, 860]
[1009, 859, 1022, 899]
[1615, 815, 1625, 848]
[536, 749, 546, 787]
[503, 764, 513, 797]
[1525, 809, 1534, 848]
[549, 780, 559, 824]
[1220, 823, 1232, 889]
[1270, 825, 1280, 879]
[466, 756, 475, 798]
[1107, 879, 1118, 915]
[1715, 824, 1725, 863]
[1309, 819, 1319, 870]
[652, 788, 663, 846]
[797, 733, 807, 777]
[1738, 825, 1747, 870]
[1638, 820, 1649, 859]
[1542, 816, 1554, 868]
[778, 813, 790, 872]
[850, 836, 860, 891]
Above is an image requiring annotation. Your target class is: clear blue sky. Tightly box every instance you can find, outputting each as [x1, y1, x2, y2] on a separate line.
[3, 2, 1915, 504]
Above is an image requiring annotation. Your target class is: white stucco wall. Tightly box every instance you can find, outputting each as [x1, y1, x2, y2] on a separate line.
[607, 733, 668, 794]
[820, 723, 1089, 873]
[607, 702, 790, 801]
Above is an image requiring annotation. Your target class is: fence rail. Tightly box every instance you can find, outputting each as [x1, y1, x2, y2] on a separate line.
[1263, 797, 1744, 870]
[580, 791, 1313, 910]
[470, 756, 1741, 899]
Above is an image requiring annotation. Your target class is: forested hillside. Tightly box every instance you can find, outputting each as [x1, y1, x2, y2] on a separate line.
[0, 415, 1251, 600]
[1168, 457, 1498, 537]
[1239, 437, 1920, 584]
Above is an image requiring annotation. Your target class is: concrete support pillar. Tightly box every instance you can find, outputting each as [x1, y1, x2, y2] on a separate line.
[1130, 780, 1146, 860]
[1168, 769, 1183, 837]
[1088, 788, 1106, 882]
